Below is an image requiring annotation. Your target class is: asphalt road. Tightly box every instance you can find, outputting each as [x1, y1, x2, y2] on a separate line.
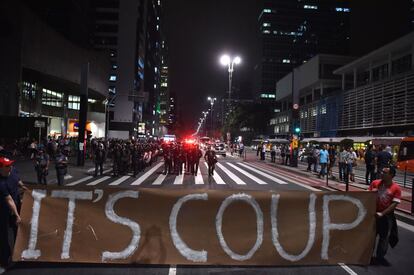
[5, 154, 414, 275]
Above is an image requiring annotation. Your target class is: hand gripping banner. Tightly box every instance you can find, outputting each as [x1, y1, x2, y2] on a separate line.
[13, 187, 376, 265]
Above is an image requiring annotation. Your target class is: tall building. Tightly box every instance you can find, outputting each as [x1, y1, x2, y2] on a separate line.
[0, 0, 109, 139]
[159, 46, 170, 135]
[92, 0, 167, 138]
[257, 0, 351, 100]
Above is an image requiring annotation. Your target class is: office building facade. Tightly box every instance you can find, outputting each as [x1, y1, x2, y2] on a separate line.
[257, 0, 350, 100]
[92, 0, 167, 138]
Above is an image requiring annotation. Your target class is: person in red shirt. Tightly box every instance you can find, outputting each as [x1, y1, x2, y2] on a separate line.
[369, 166, 401, 266]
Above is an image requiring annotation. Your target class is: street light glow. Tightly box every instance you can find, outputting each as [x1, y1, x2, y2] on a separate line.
[220, 55, 230, 66]
[234, 56, 241, 64]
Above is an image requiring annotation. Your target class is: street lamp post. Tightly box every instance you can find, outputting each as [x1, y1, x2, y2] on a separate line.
[220, 55, 241, 107]
[207, 97, 216, 137]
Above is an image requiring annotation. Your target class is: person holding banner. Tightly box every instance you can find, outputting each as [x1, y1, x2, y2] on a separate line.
[0, 157, 22, 268]
[369, 166, 401, 266]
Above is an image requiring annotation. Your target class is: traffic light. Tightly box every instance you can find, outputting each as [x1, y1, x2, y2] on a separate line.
[294, 126, 301, 134]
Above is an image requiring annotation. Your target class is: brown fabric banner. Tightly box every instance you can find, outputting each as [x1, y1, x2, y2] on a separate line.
[13, 187, 376, 265]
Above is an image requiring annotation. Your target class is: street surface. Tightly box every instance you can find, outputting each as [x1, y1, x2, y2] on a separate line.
[6, 151, 414, 275]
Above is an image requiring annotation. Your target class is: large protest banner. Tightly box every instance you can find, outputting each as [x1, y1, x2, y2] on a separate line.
[14, 187, 376, 265]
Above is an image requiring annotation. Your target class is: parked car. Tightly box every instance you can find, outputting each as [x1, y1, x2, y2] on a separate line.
[214, 143, 226, 156]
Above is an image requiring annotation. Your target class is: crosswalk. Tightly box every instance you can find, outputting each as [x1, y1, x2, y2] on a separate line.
[64, 161, 290, 188]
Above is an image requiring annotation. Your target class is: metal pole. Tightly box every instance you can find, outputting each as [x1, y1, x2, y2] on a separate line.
[411, 178, 414, 214]
[326, 160, 329, 187]
[105, 102, 108, 140]
[404, 166, 407, 188]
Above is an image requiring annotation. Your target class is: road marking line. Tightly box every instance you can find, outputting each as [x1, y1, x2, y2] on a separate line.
[238, 163, 288, 185]
[248, 163, 321, 190]
[64, 174, 73, 180]
[109, 175, 130, 186]
[131, 162, 163, 185]
[195, 170, 204, 185]
[173, 173, 184, 185]
[65, 176, 93, 186]
[338, 263, 358, 275]
[87, 176, 111, 186]
[397, 220, 414, 232]
[153, 173, 167, 185]
[87, 166, 109, 173]
[168, 265, 176, 275]
[227, 163, 267, 185]
[204, 162, 225, 184]
[216, 163, 247, 185]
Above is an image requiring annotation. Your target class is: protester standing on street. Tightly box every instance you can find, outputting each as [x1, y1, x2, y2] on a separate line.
[376, 145, 392, 179]
[318, 145, 329, 178]
[338, 147, 347, 182]
[327, 145, 337, 179]
[55, 149, 68, 186]
[369, 166, 401, 266]
[270, 145, 276, 163]
[34, 148, 49, 185]
[239, 142, 244, 157]
[0, 157, 22, 268]
[312, 146, 320, 172]
[261, 144, 266, 161]
[365, 144, 376, 185]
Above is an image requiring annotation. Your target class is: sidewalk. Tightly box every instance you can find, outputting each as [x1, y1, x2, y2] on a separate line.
[243, 150, 413, 215]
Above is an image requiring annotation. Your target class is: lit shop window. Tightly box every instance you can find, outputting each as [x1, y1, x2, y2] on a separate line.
[42, 88, 63, 107]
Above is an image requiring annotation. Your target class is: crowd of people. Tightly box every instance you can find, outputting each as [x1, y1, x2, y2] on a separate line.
[255, 142, 396, 186]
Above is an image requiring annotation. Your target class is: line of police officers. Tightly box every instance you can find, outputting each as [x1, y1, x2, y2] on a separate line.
[91, 139, 160, 178]
[162, 142, 218, 177]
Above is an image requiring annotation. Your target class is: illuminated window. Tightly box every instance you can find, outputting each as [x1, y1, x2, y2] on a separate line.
[304, 5, 318, 9]
[22, 82, 37, 100]
[262, 30, 270, 34]
[336, 7, 350, 12]
[283, 59, 291, 63]
[68, 95, 80, 110]
[42, 88, 63, 107]
[321, 105, 327, 114]
[109, 75, 117, 81]
[263, 23, 271, 27]
[263, 9, 272, 13]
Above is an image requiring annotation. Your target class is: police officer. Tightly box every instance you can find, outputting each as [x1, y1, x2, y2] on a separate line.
[112, 143, 122, 177]
[204, 146, 217, 176]
[93, 143, 105, 177]
[193, 146, 203, 176]
[55, 149, 68, 186]
[163, 145, 172, 175]
[34, 148, 49, 185]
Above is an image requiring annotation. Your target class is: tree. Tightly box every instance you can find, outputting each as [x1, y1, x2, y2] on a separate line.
[222, 102, 272, 144]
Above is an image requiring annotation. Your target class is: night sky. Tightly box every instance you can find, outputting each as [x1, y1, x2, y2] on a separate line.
[164, 0, 259, 133]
